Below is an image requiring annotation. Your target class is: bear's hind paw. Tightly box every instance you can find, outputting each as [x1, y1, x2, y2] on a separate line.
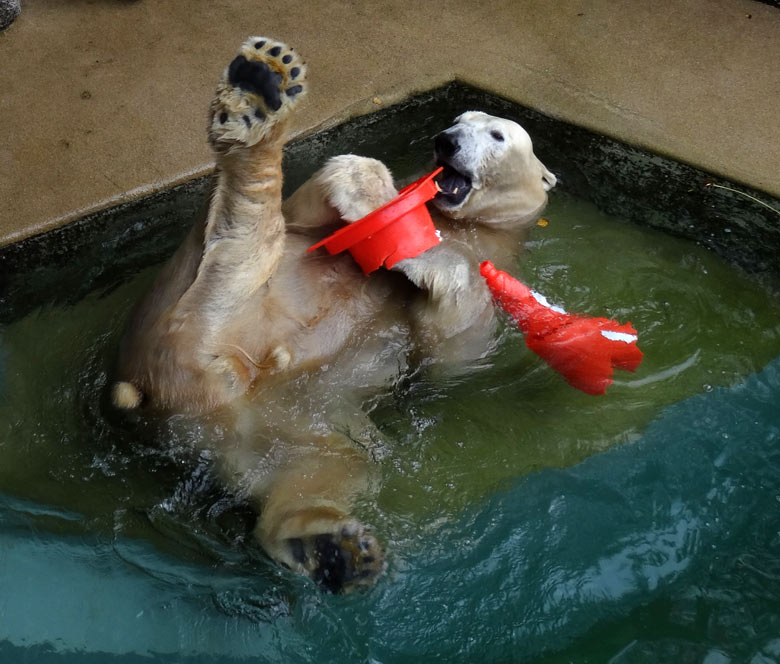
[286, 522, 385, 593]
[210, 36, 307, 147]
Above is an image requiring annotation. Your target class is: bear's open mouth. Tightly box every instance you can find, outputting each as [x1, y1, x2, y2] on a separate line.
[433, 164, 472, 207]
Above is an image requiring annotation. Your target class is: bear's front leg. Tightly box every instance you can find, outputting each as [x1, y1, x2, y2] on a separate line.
[180, 36, 308, 328]
[283, 155, 398, 235]
[113, 37, 308, 412]
[393, 244, 498, 366]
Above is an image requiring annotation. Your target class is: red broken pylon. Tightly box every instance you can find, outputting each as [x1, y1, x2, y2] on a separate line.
[480, 261, 643, 395]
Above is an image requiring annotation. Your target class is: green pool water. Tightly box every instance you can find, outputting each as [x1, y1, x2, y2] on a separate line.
[1, 189, 780, 663]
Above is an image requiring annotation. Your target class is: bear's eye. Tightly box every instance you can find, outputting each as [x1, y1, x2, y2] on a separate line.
[490, 130, 505, 142]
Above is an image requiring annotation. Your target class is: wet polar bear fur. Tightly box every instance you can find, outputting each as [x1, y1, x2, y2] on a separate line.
[111, 36, 555, 592]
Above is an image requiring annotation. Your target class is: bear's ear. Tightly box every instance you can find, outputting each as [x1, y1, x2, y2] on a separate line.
[541, 163, 557, 191]
[454, 110, 484, 124]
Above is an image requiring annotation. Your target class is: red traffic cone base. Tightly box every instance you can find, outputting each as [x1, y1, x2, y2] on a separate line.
[307, 168, 444, 274]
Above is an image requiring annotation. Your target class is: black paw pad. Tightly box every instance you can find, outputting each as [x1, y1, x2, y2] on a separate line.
[290, 67, 301, 79]
[286, 85, 303, 98]
[313, 534, 351, 593]
[268, 46, 282, 57]
[227, 55, 282, 111]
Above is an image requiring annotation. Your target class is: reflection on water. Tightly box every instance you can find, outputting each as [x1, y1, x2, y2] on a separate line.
[1, 192, 780, 661]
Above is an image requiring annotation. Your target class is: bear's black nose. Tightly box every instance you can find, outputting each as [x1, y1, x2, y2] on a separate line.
[434, 131, 460, 160]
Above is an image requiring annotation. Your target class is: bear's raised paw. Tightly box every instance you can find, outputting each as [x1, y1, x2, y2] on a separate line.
[209, 36, 306, 147]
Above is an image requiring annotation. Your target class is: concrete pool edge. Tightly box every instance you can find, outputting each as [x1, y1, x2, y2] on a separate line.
[2, 0, 779, 248]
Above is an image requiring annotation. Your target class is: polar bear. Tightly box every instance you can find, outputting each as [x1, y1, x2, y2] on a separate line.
[111, 37, 555, 591]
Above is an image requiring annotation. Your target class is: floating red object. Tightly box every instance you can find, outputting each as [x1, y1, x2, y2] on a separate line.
[480, 261, 643, 395]
[307, 168, 443, 274]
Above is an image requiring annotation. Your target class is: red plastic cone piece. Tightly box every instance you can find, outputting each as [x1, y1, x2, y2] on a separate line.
[480, 261, 643, 395]
[307, 168, 444, 274]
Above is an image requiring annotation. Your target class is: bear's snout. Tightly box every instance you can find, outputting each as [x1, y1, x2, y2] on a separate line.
[434, 131, 460, 161]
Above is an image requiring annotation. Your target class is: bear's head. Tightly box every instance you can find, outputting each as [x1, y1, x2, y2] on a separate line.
[433, 111, 556, 227]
